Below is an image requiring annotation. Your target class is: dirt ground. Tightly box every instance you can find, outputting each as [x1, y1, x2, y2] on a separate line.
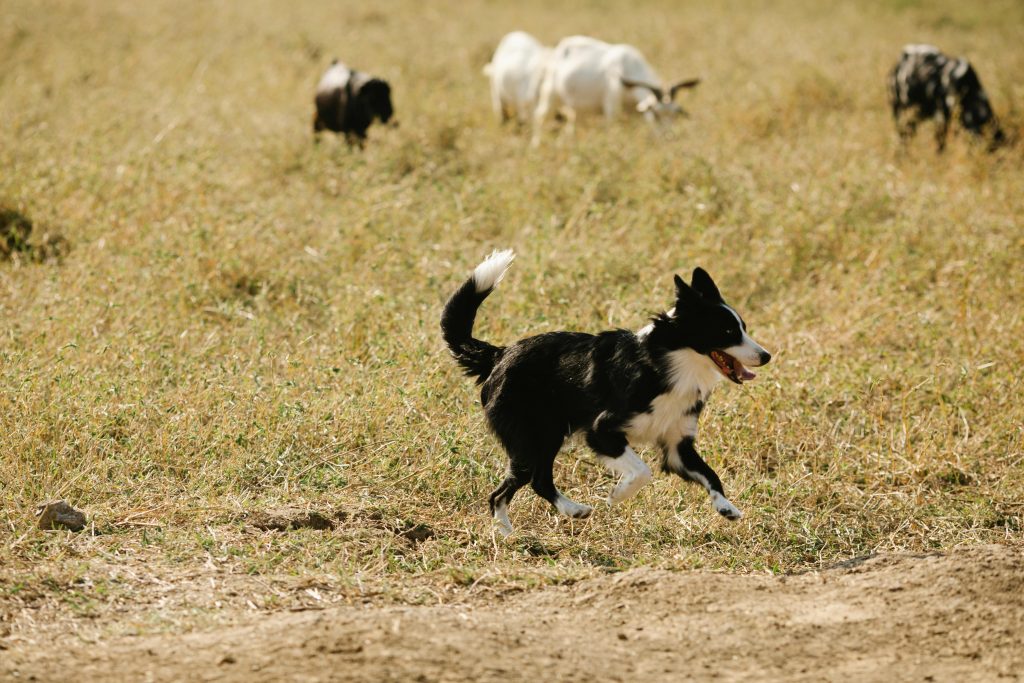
[3, 544, 1021, 683]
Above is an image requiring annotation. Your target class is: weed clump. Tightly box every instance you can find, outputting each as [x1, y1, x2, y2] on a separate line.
[0, 208, 32, 257]
[0, 207, 70, 263]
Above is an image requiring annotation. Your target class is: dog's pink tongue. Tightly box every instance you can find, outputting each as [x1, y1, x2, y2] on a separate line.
[736, 361, 756, 381]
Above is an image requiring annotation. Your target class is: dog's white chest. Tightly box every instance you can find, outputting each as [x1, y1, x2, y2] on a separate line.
[624, 348, 722, 448]
[625, 388, 702, 447]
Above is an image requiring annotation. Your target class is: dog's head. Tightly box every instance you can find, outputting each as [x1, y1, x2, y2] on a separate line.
[656, 268, 771, 384]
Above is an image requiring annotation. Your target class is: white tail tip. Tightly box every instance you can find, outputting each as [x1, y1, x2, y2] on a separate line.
[472, 249, 515, 293]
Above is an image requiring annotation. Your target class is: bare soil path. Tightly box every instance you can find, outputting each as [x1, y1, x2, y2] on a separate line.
[4, 544, 1022, 682]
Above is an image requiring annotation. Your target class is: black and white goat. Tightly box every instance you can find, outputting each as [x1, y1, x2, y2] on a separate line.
[888, 44, 1005, 151]
[313, 60, 394, 145]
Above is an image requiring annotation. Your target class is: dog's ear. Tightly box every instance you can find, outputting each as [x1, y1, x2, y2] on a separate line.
[690, 267, 722, 302]
[675, 274, 701, 308]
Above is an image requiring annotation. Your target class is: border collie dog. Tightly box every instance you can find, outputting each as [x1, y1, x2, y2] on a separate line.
[441, 251, 771, 536]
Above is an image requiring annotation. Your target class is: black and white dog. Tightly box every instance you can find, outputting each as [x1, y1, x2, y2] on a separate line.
[313, 60, 394, 145]
[888, 44, 1005, 152]
[441, 251, 771, 535]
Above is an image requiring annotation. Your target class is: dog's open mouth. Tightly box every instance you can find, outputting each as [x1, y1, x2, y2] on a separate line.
[709, 350, 757, 384]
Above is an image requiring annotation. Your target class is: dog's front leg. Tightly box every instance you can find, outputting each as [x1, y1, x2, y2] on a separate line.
[586, 423, 653, 505]
[664, 437, 742, 520]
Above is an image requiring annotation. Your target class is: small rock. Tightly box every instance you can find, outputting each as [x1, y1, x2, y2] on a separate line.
[36, 500, 88, 531]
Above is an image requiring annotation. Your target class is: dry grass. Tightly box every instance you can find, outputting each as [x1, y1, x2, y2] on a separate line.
[1, 0, 1023, 637]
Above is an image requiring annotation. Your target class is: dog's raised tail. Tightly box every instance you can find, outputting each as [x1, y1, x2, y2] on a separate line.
[441, 249, 515, 383]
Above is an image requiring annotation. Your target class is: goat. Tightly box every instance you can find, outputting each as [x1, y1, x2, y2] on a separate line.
[484, 31, 552, 125]
[532, 35, 698, 146]
[313, 60, 394, 146]
[888, 44, 1005, 152]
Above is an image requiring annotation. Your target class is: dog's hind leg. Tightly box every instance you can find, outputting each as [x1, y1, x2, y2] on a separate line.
[490, 425, 588, 528]
[664, 437, 742, 520]
[520, 434, 592, 520]
[488, 465, 530, 537]
[530, 455, 593, 519]
[586, 426, 652, 505]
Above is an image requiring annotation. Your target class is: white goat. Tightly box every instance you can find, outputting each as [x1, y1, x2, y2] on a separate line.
[531, 35, 699, 145]
[483, 31, 552, 124]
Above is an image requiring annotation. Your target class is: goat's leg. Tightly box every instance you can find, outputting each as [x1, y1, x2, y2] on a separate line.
[530, 73, 555, 147]
[602, 81, 622, 121]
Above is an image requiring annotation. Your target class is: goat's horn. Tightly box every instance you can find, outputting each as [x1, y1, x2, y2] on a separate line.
[621, 77, 663, 100]
[669, 78, 701, 99]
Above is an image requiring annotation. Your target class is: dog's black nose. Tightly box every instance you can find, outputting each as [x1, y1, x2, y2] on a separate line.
[759, 350, 772, 365]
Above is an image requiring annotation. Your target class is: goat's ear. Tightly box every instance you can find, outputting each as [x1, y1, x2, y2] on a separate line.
[669, 78, 701, 100]
[675, 274, 701, 308]
[690, 267, 722, 302]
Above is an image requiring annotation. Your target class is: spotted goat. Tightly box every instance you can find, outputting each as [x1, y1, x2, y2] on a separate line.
[888, 44, 1005, 151]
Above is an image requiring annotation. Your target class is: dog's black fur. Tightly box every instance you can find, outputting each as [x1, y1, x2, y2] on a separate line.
[442, 252, 771, 533]
[888, 45, 1004, 152]
[313, 60, 394, 146]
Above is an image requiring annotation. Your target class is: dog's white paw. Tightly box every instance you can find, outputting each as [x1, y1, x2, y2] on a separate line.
[608, 470, 653, 505]
[555, 495, 594, 519]
[711, 492, 743, 521]
[600, 448, 652, 506]
[493, 501, 514, 537]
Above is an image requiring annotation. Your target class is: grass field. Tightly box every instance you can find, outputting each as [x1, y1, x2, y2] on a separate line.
[2, 0, 1023, 637]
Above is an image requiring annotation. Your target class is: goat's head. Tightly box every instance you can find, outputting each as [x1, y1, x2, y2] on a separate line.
[360, 78, 395, 125]
[948, 59, 1004, 148]
[622, 77, 700, 123]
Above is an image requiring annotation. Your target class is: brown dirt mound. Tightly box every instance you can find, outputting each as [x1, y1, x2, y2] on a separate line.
[3, 544, 1021, 682]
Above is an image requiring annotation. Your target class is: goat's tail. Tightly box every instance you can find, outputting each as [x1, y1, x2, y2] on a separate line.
[441, 250, 515, 383]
